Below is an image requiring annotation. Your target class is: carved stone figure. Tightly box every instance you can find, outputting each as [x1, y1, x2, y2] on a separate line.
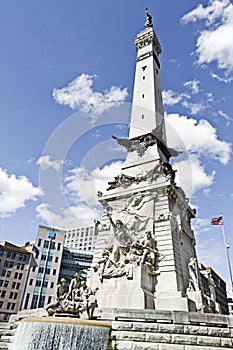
[187, 257, 200, 292]
[145, 8, 153, 28]
[107, 213, 133, 263]
[45, 278, 67, 316]
[141, 231, 158, 270]
[67, 273, 82, 300]
[45, 273, 98, 319]
[161, 162, 176, 181]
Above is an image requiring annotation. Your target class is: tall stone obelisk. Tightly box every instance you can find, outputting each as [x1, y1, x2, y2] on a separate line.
[90, 9, 205, 314]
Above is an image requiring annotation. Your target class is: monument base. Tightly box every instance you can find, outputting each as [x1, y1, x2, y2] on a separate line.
[96, 263, 155, 311]
[155, 291, 192, 312]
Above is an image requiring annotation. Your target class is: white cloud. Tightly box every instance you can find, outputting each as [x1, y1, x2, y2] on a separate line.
[181, 0, 233, 76]
[218, 110, 233, 123]
[162, 90, 188, 106]
[183, 79, 200, 94]
[173, 155, 215, 198]
[65, 161, 123, 207]
[52, 74, 128, 122]
[162, 87, 212, 115]
[192, 217, 211, 235]
[181, 100, 206, 115]
[36, 203, 100, 229]
[211, 72, 233, 83]
[0, 167, 41, 218]
[36, 161, 123, 228]
[165, 113, 231, 164]
[36, 155, 64, 171]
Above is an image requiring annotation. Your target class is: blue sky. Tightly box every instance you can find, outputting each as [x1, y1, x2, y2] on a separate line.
[1, 0, 233, 288]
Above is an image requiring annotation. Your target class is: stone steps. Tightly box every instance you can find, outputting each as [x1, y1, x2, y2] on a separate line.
[0, 322, 14, 350]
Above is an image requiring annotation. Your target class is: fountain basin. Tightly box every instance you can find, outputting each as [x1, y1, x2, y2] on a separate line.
[11, 317, 111, 350]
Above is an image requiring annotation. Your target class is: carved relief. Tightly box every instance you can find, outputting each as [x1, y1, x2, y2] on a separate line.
[96, 229, 159, 280]
[187, 257, 201, 292]
[106, 165, 161, 191]
[46, 274, 98, 319]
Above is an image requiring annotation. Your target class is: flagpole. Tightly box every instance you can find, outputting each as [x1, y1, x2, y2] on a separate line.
[221, 224, 233, 291]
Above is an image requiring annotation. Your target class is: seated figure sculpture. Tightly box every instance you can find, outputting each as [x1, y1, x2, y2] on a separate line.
[45, 273, 98, 319]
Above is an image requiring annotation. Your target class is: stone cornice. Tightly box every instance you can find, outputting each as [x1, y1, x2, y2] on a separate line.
[134, 28, 162, 55]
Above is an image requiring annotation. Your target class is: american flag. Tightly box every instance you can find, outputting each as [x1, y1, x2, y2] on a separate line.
[211, 215, 223, 226]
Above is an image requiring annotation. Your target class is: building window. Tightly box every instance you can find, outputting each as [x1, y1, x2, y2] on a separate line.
[19, 255, 23, 261]
[13, 293, 18, 300]
[41, 254, 47, 261]
[14, 272, 18, 279]
[18, 273, 23, 280]
[9, 292, 13, 299]
[11, 303, 15, 310]
[16, 263, 20, 270]
[11, 253, 16, 259]
[38, 267, 44, 273]
[4, 260, 9, 267]
[23, 255, 27, 261]
[0, 250, 3, 256]
[38, 239, 42, 247]
[55, 257, 59, 263]
[6, 271, 11, 278]
[12, 282, 16, 289]
[20, 264, 25, 270]
[3, 281, 9, 288]
[24, 293, 30, 309]
[31, 294, 39, 309]
[29, 279, 33, 286]
[143, 76, 145, 80]
[36, 280, 42, 287]
[44, 240, 49, 249]
[57, 243, 61, 251]
[6, 252, 11, 258]
[0, 279, 3, 286]
[1, 291, 6, 298]
[142, 94, 144, 98]
[38, 295, 45, 308]
[32, 266, 36, 272]
[50, 242, 56, 250]
[0, 301, 3, 308]
[16, 283, 20, 290]
[6, 302, 11, 310]
[45, 268, 51, 275]
[50, 282, 54, 289]
[52, 269, 56, 275]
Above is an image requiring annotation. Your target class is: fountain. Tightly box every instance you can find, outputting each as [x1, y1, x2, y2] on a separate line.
[11, 317, 111, 350]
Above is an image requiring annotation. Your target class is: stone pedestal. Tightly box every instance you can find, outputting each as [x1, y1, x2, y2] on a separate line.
[96, 264, 155, 310]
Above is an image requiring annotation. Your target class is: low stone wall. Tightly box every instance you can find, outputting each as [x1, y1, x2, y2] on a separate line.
[107, 309, 233, 349]
[2, 309, 233, 349]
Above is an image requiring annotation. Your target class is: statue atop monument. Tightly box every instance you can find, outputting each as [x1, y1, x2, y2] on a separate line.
[145, 8, 153, 28]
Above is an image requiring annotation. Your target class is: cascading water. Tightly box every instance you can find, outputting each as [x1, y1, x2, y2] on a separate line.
[11, 317, 111, 350]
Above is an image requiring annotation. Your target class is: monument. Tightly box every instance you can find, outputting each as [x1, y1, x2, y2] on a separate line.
[90, 8, 212, 315]
[5, 9, 233, 350]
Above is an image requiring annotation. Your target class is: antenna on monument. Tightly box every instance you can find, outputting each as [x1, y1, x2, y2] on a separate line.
[145, 8, 153, 28]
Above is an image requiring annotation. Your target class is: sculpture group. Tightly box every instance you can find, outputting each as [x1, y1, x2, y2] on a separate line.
[46, 273, 97, 319]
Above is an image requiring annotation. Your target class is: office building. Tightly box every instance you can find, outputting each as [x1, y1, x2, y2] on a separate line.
[0, 242, 32, 321]
[20, 225, 65, 310]
[64, 220, 99, 251]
